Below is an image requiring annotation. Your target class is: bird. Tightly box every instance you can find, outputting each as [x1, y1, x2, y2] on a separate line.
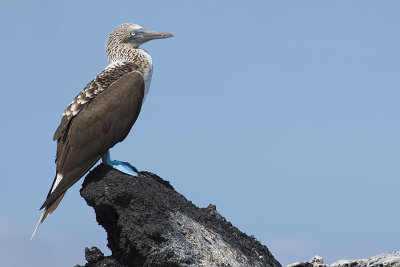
[31, 23, 173, 238]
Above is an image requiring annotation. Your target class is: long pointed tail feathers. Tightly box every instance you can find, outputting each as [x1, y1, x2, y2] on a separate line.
[31, 192, 66, 239]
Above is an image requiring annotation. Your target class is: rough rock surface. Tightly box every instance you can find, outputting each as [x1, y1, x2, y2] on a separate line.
[75, 164, 281, 267]
[288, 252, 400, 267]
[287, 255, 327, 267]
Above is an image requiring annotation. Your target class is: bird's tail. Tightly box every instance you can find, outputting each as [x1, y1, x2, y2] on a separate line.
[30, 192, 66, 239]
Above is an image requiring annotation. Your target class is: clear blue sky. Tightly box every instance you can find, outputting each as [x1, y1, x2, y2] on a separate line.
[1, 1, 399, 266]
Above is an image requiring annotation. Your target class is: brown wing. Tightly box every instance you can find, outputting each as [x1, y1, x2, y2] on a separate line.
[41, 71, 145, 209]
[53, 62, 139, 142]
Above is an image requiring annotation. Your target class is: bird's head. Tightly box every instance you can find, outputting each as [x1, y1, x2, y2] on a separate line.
[106, 23, 173, 62]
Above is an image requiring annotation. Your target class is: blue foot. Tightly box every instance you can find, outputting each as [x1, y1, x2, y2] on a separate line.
[101, 151, 138, 176]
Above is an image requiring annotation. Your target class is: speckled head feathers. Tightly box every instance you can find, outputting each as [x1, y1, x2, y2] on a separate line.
[106, 23, 173, 64]
[107, 23, 143, 45]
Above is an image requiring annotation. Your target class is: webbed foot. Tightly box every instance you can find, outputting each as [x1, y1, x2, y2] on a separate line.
[101, 151, 138, 176]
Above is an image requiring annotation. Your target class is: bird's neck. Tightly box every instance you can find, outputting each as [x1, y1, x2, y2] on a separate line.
[106, 45, 153, 100]
[106, 45, 152, 76]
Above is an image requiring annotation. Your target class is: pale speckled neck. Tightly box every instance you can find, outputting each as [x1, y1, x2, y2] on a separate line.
[106, 26, 154, 101]
[106, 45, 153, 101]
[107, 44, 143, 64]
[107, 42, 152, 77]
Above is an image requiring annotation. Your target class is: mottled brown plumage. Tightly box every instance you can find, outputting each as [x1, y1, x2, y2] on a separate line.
[32, 23, 172, 238]
[42, 70, 144, 209]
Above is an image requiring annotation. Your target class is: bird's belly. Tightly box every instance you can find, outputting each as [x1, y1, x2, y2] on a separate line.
[142, 65, 153, 102]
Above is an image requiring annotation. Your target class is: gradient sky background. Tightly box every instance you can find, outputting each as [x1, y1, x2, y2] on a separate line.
[1, 1, 400, 266]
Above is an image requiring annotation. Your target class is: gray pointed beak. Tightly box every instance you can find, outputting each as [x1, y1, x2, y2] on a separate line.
[137, 29, 173, 44]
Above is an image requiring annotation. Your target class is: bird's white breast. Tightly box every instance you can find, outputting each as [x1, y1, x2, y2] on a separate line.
[138, 50, 153, 102]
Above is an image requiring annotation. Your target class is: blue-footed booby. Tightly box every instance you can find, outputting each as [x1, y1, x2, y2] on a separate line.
[31, 23, 173, 238]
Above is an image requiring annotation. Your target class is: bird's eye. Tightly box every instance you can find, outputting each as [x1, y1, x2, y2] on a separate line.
[130, 31, 136, 36]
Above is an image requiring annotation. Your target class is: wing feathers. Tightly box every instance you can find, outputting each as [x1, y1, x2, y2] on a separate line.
[41, 70, 145, 210]
[53, 62, 139, 141]
[32, 192, 66, 239]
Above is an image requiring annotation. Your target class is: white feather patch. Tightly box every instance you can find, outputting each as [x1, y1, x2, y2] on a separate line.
[77, 99, 89, 105]
[105, 61, 124, 71]
[51, 173, 63, 193]
[84, 92, 93, 98]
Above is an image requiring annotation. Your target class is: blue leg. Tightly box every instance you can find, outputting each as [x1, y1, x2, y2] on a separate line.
[101, 150, 138, 176]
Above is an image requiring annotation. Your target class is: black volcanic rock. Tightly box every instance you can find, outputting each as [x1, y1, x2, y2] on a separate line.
[75, 164, 282, 267]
